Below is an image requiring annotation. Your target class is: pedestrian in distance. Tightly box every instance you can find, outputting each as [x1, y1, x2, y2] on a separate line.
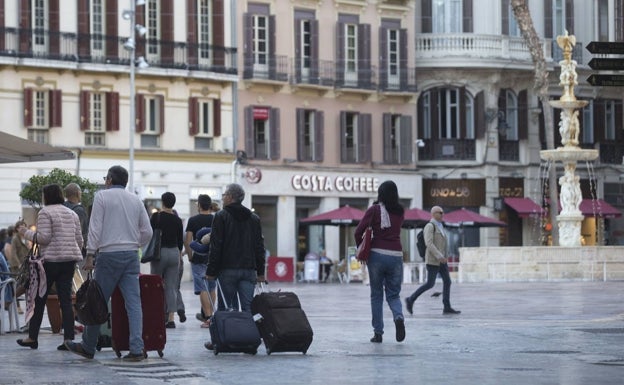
[150, 192, 184, 329]
[204, 183, 266, 350]
[65, 165, 152, 361]
[184, 194, 217, 326]
[405, 206, 461, 316]
[354, 180, 406, 344]
[16, 184, 83, 351]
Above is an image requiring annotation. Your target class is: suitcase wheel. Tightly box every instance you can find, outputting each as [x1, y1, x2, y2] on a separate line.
[213, 349, 219, 356]
[157, 350, 164, 358]
[266, 348, 271, 355]
[114, 350, 121, 358]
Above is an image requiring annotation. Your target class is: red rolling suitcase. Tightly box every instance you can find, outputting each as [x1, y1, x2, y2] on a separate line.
[251, 287, 313, 355]
[111, 274, 166, 358]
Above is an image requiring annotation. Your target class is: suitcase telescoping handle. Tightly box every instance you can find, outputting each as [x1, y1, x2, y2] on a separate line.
[205, 278, 241, 311]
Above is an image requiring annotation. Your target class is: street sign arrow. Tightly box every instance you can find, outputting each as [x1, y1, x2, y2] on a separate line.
[586, 74, 624, 87]
[586, 41, 624, 54]
[588, 58, 624, 71]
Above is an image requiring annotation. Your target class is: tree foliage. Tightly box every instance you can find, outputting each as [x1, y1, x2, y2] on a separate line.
[19, 168, 98, 210]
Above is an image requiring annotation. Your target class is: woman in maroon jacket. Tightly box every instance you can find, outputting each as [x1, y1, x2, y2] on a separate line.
[354, 180, 405, 344]
[16, 184, 83, 351]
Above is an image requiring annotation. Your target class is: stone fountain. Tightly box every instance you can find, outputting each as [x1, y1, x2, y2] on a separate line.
[540, 31, 598, 247]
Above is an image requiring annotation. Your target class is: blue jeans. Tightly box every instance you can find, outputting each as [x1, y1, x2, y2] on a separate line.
[216, 269, 256, 312]
[367, 251, 404, 334]
[407, 263, 452, 309]
[81, 250, 143, 355]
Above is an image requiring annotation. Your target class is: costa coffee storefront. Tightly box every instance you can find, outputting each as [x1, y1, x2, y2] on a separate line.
[239, 167, 422, 269]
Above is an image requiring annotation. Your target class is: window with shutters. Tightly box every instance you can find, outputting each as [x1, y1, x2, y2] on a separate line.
[146, 0, 161, 60]
[198, 0, 212, 64]
[300, 19, 312, 77]
[244, 106, 280, 160]
[433, 0, 462, 33]
[32, 0, 49, 55]
[344, 23, 358, 86]
[32, 90, 49, 129]
[197, 100, 214, 137]
[502, 90, 518, 141]
[252, 14, 269, 73]
[294, 10, 319, 85]
[85, 93, 106, 146]
[419, 87, 478, 141]
[383, 114, 412, 165]
[296, 109, 323, 162]
[340, 111, 371, 164]
[344, 113, 358, 162]
[386, 29, 400, 87]
[139, 95, 163, 148]
[254, 119, 269, 159]
[90, 0, 106, 55]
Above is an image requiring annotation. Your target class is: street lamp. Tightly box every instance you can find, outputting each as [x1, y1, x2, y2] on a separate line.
[124, 0, 147, 193]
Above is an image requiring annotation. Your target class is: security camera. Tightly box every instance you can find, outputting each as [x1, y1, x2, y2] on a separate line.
[415, 139, 425, 148]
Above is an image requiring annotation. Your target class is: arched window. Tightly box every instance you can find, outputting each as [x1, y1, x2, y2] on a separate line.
[418, 87, 476, 140]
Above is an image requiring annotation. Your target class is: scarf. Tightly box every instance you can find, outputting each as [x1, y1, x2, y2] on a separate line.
[25, 257, 46, 324]
[379, 203, 391, 229]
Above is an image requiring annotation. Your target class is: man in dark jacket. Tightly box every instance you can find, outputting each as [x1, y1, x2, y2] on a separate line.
[205, 183, 265, 313]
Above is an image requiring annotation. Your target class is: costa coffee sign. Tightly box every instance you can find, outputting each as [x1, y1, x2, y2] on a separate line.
[291, 174, 379, 193]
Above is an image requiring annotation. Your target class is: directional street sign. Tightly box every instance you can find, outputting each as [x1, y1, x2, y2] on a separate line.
[588, 58, 624, 71]
[586, 74, 624, 87]
[586, 41, 624, 54]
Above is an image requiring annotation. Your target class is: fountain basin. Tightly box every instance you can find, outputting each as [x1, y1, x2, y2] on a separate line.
[540, 148, 598, 162]
[550, 100, 588, 110]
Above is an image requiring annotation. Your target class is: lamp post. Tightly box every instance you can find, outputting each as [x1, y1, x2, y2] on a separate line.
[123, 0, 147, 193]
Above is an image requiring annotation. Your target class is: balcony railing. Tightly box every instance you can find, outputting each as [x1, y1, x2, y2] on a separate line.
[418, 139, 476, 161]
[0, 27, 237, 74]
[415, 33, 552, 64]
[499, 140, 520, 162]
[243, 54, 289, 82]
[291, 59, 335, 87]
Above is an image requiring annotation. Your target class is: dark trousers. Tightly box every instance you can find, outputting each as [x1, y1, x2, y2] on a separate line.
[29, 261, 76, 341]
[407, 263, 452, 309]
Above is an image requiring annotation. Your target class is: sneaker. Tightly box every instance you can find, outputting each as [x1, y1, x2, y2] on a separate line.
[57, 340, 71, 351]
[370, 333, 382, 343]
[177, 310, 186, 323]
[204, 341, 214, 350]
[64, 341, 94, 359]
[404, 297, 414, 315]
[122, 352, 145, 362]
[165, 321, 176, 329]
[394, 318, 405, 342]
[443, 307, 461, 315]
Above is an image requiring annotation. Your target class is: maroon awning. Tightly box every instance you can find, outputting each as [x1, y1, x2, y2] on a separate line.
[579, 199, 622, 218]
[504, 197, 544, 218]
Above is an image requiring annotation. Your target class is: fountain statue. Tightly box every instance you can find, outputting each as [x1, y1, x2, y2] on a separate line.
[540, 31, 598, 246]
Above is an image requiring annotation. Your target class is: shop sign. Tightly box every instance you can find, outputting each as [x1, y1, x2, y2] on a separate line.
[423, 179, 485, 207]
[253, 107, 270, 120]
[291, 174, 379, 193]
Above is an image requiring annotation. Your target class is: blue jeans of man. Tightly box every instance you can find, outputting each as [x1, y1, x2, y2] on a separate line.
[216, 269, 256, 312]
[407, 263, 452, 309]
[81, 250, 143, 355]
[367, 250, 404, 334]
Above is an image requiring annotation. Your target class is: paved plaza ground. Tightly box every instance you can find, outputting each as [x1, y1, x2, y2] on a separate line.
[1, 279, 623, 385]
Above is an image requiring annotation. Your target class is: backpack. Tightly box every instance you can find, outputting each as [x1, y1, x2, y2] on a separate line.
[416, 223, 434, 261]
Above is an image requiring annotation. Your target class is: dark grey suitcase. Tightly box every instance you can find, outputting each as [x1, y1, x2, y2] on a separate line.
[251, 290, 313, 354]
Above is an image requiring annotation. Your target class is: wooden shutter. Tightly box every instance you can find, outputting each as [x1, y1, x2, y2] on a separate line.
[336, 22, 345, 85]
[243, 14, 254, 78]
[77, 0, 89, 58]
[593, 100, 605, 142]
[244, 106, 255, 158]
[188, 97, 198, 135]
[497, 88, 507, 139]
[186, 0, 197, 66]
[399, 29, 408, 87]
[49, 89, 62, 127]
[379, 27, 388, 90]
[544, 0, 553, 38]
[315, 111, 324, 162]
[400, 116, 413, 164]
[213, 0, 225, 67]
[474, 91, 485, 139]
[459, 87, 467, 138]
[418, 95, 426, 140]
[106, 92, 119, 132]
[518, 90, 528, 140]
[161, 0, 174, 66]
[502, 0, 510, 35]
[382, 113, 392, 163]
[23, 88, 33, 127]
[538, 101, 545, 145]
[158, 95, 165, 134]
[358, 24, 371, 87]
[80, 91, 90, 131]
[340, 111, 347, 162]
[49, 0, 60, 57]
[19, 0, 30, 53]
[135, 94, 145, 133]
[431, 89, 440, 139]
[615, 100, 623, 141]
[268, 15, 276, 80]
[616, 0, 624, 41]
[269, 108, 280, 160]
[359, 113, 372, 163]
[213, 99, 221, 137]
[296, 108, 305, 160]
[422, 0, 432, 33]
[135, 4, 145, 57]
[294, 18, 302, 83]
[310, 19, 319, 84]
[106, 0, 118, 60]
[463, 0, 473, 33]
[565, 0, 574, 34]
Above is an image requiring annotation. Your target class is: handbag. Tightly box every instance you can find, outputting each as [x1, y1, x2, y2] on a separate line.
[15, 235, 39, 289]
[74, 272, 108, 325]
[141, 213, 161, 263]
[356, 207, 376, 263]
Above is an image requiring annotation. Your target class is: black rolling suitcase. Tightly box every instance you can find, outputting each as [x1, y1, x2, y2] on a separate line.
[208, 280, 261, 355]
[251, 286, 313, 354]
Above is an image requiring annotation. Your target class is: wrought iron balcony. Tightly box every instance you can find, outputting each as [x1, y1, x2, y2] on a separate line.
[378, 65, 417, 93]
[417, 139, 476, 161]
[243, 54, 289, 82]
[0, 27, 237, 75]
[499, 140, 520, 162]
[291, 59, 335, 87]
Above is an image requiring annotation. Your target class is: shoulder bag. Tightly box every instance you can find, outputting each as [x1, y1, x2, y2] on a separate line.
[356, 206, 377, 263]
[141, 213, 162, 263]
[74, 272, 108, 325]
[15, 234, 39, 290]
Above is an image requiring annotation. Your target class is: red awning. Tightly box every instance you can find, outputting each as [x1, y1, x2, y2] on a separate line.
[504, 197, 544, 218]
[579, 199, 622, 218]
